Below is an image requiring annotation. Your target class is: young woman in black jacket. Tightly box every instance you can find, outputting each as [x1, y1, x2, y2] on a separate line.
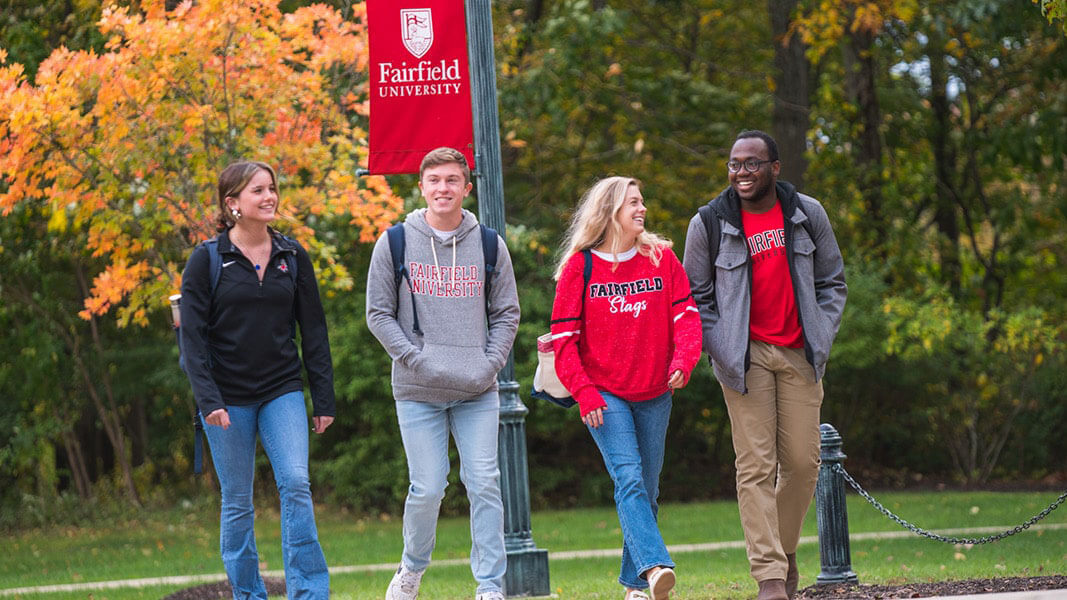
[180, 161, 335, 600]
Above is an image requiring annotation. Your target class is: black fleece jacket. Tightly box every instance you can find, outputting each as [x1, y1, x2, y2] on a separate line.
[179, 229, 336, 418]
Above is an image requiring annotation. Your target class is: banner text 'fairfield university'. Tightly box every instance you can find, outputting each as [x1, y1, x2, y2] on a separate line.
[367, 1, 475, 175]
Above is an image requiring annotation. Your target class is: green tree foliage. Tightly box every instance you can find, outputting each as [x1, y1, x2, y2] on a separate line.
[884, 292, 1062, 484]
[3, 0, 1067, 524]
[0, 0, 105, 80]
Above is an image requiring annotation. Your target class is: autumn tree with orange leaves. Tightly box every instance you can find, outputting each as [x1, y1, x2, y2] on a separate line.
[0, 0, 397, 506]
[0, 0, 400, 328]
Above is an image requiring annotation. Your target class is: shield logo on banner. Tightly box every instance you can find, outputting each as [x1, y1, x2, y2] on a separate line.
[400, 9, 433, 58]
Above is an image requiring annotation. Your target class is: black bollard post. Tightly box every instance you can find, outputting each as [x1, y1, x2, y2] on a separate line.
[815, 423, 858, 585]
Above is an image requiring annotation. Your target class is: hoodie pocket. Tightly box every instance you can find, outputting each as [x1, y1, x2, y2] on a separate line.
[410, 343, 498, 395]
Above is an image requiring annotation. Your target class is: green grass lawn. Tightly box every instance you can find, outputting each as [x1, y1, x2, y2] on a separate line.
[2, 491, 1065, 599]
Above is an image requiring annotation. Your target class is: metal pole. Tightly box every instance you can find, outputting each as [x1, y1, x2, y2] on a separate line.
[815, 423, 859, 585]
[464, 1, 550, 596]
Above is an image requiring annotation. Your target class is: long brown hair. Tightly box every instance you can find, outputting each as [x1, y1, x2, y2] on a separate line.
[553, 176, 671, 280]
[215, 161, 278, 232]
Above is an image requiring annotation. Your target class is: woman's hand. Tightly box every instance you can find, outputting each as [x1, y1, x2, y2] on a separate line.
[205, 408, 230, 430]
[667, 369, 686, 391]
[313, 416, 334, 434]
[582, 407, 604, 429]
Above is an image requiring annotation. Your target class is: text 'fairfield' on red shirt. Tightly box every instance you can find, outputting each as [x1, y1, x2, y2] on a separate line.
[742, 202, 804, 348]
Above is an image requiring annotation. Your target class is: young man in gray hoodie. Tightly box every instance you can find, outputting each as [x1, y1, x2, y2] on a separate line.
[366, 147, 520, 600]
[683, 131, 847, 600]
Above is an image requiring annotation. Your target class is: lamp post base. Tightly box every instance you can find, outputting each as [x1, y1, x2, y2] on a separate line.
[504, 547, 551, 597]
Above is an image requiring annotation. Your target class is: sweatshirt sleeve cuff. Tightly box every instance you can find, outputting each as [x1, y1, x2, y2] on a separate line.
[669, 360, 692, 387]
[197, 400, 226, 418]
[576, 387, 606, 417]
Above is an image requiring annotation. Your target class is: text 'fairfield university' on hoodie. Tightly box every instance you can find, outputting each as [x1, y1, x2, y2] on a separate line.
[365, 208, 521, 403]
[550, 245, 703, 417]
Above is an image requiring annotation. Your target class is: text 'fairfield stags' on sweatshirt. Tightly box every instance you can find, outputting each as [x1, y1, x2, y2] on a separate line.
[550, 245, 702, 417]
[365, 208, 521, 403]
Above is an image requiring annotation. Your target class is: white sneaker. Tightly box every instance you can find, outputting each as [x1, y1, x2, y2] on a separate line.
[647, 566, 676, 600]
[475, 592, 505, 600]
[386, 564, 424, 600]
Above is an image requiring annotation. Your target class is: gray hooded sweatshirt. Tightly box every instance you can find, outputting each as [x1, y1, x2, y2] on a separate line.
[366, 208, 521, 402]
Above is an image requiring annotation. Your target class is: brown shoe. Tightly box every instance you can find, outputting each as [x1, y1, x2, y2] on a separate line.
[757, 578, 788, 600]
[785, 553, 799, 598]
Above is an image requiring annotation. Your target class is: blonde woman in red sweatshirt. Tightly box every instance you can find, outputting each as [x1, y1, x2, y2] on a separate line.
[549, 176, 702, 600]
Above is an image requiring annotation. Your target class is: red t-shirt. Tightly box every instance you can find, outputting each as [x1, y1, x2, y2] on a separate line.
[549, 247, 702, 416]
[742, 202, 804, 348]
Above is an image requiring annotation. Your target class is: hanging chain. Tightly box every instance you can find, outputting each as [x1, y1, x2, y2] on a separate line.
[833, 463, 1067, 545]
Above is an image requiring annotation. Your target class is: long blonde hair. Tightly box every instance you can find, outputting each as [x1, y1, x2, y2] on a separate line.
[553, 176, 672, 280]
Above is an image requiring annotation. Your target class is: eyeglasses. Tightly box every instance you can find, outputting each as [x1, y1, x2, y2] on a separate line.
[726, 159, 774, 173]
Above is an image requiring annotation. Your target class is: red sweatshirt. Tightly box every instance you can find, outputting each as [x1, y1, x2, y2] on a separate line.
[550, 246, 702, 416]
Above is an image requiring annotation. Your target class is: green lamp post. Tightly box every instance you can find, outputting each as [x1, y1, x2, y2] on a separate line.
[464, 0, 551, 596]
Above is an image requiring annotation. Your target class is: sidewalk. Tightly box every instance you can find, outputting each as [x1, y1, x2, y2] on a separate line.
[2, 523, 1065, 597]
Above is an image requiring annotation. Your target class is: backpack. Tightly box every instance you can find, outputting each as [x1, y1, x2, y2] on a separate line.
[530, 249, 593, 408]
[177, 233, 299, 473]
[386, 223, 498, 335]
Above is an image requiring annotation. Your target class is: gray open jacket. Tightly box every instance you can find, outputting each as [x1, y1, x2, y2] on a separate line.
[682, 181, 847, 393]
[365, 208, 520, 403]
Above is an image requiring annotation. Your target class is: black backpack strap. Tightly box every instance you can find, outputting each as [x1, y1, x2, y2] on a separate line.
[387, 224, 421, 335]
[193, 409, 204, 474]
[580, 249, 592, 314]
[204, 237, 223, 295]
[697, 203, 721, 279]
[480, 224, 498, 314]
[194, 238, 222, 476]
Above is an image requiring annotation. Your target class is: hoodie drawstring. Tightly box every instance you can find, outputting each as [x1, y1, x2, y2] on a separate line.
[428, 233, 459, 285]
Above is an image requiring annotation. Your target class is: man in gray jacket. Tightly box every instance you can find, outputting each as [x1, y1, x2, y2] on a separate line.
[683, 131, 847, 600]
[366, 147, 520, 600]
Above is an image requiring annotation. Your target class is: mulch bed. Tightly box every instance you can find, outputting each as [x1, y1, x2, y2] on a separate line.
[798, 575, 1067, 599]
[161, 577, 286, 600]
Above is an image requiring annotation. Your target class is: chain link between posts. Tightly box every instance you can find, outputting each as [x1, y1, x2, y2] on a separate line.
[833, 463, 1067, 545]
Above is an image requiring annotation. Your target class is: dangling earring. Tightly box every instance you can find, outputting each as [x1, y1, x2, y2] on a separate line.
[231, 208, 241, 220]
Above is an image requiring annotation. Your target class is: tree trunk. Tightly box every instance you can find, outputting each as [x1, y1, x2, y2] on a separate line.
[927, 43, 963, 297]
[843, 26, 887, 255]
[768, 0, 810, 190]
[74, 261, 143, 507]
[59, 422, 93, 500]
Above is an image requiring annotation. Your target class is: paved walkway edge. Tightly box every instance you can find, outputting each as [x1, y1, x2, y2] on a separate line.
[3, 522, 1065, 596]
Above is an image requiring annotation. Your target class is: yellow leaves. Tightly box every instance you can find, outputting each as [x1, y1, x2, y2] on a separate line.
[851, 4, 885, 34]
[47, 205, 70, 232]
[793, 0, 919, 63]
[1, 0, 395, 326]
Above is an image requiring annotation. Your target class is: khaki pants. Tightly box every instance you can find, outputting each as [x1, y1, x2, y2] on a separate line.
[722, 340, 823, 583]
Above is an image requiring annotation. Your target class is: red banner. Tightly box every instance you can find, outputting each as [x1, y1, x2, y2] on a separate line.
[367, 0, 475, 175]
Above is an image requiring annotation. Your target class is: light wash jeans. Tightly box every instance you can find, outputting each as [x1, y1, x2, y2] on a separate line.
[202, 390, 329, 600]
[586, 391, 675, 589]
[395, 390, 506, 595]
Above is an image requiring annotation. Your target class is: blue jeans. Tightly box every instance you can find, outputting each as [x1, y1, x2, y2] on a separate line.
[395, 391, 506, 594]
[586, 391, 675, 589]
[202, 390, 329, 600]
